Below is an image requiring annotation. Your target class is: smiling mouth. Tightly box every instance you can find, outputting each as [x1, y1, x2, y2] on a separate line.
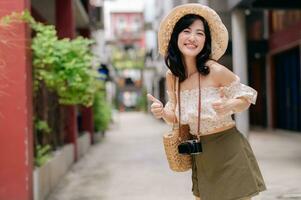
[184, 43, 197, 49]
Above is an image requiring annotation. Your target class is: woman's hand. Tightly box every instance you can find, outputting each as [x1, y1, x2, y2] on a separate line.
[212, 87, 235, 116]
[212, 87, 250, 115]
[147, 94, 165, 119]
[212, 98, 236, 116]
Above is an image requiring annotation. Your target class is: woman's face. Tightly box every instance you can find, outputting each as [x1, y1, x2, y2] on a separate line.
[177, 19, 206, 58]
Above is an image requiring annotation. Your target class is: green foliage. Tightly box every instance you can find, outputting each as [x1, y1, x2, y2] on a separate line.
[111, 47, 145, 69]
[1, 11, 103, 166]
[32, 34, 99, 106]
[1, 10, 100, 107]
[33, 118, 52, 166]
[34, 118, 51, 134]
[93, 86, 112, 132]
[35, 144, 52, 167]
[136, 87, 148, 112]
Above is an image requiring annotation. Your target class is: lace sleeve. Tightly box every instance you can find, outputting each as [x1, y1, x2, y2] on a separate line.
[165, 91, 176, 112]
[223, 75, 258, 105]
[163, 70, 177, 125]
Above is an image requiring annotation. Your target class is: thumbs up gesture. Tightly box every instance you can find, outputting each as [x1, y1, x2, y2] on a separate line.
[212, 87, 234, 116]
[147, 94, 164, 119]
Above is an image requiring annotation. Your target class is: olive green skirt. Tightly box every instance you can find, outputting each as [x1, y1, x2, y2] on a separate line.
[191, 126, 266, 200]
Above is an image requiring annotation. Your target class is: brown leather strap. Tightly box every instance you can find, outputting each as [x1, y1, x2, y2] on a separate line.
[172, 76, 177, 130]
[197, 73, 201, 140]
[177, 76, 181, 138]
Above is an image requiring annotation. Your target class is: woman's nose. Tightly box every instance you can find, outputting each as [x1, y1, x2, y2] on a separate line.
[188, 33, 196, 42]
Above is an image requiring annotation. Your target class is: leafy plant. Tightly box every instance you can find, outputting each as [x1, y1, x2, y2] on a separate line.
[33, 118, 52, 166]
[93, 87, 112, 132]
[35, 144, 52, 167]
[1, 11, 100, 107]
[34, 118, 51, 134]
[2, 11, 101, 166]
[137, 87, 148, 112]
[111, 47, 145, 69]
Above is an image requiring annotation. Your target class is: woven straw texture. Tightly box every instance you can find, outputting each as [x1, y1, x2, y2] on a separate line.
[163, 125, 192, 172]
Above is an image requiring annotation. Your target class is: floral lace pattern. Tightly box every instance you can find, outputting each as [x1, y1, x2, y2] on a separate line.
[164, 78, 257, 135]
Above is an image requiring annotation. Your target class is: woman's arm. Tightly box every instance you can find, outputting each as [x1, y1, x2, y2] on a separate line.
[147, 70, 178, 123]
[162, 71, 178, 124]
[162, 107, 177, 124]
[211, 63, 253, 115]
[224, 97, 251, 113]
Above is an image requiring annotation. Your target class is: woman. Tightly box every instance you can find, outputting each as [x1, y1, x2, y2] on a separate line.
[147, 4, 266, 200]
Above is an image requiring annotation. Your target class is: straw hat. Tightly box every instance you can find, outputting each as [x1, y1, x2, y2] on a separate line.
[158, 3, 228, 60]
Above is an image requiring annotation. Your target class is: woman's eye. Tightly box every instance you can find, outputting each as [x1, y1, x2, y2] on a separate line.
[183, 30, 190, 33]
[197, 32, 204, 36]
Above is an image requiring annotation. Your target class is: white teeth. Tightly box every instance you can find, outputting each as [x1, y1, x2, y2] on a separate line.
[185, 44, 197, 49]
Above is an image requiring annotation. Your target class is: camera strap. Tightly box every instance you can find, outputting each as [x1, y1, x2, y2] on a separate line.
[197, 73, 201, 140]
[175, 73, 201, 141]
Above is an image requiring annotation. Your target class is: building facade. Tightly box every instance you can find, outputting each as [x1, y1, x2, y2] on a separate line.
[226, 0, 301, 132]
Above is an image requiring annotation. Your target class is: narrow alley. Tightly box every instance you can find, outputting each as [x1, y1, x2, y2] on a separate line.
[47, 112, 301, 200]
[47, 112, 192, 200]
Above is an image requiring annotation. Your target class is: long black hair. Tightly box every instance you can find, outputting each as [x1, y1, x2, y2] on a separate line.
[164, 14, 212, 82]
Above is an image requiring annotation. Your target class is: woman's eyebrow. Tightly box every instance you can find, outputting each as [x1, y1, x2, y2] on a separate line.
[196, 29, 205, 32]
[186, 27, 204, 32]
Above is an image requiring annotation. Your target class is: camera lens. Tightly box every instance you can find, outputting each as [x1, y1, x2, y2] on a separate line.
[178, 142, 190, 154]
[194, 141, 202, 152]
[178, 140, 202, 155]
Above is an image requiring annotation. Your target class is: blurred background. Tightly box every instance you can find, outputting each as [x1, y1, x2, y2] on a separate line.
[0, 0, 301, 199]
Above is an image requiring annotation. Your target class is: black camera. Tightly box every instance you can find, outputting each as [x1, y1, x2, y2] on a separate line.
[178, 140, 202, 155]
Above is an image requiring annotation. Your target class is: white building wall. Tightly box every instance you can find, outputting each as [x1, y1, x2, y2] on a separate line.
[91, 30, 107, 63]
[144, 0, 156, 51]
[231, 9, 250, 136]
[104, 0, 144, 41]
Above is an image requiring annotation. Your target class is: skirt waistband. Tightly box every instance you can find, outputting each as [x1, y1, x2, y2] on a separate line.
[192, 126, 239, 143]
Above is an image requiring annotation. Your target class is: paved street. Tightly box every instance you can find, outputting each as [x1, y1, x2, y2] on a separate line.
[47, 112, 301, 200]
[250, 127, 301, 200]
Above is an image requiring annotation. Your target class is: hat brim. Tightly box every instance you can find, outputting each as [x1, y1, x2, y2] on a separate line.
[158, 4, 228, 60]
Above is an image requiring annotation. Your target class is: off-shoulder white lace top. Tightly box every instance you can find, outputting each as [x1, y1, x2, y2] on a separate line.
[164, 75, 257, 135]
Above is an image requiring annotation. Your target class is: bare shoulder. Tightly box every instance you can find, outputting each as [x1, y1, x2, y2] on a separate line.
[208, 60, 239, 86]
[166, 69, 173, 78]
[166, 70, 174, 84]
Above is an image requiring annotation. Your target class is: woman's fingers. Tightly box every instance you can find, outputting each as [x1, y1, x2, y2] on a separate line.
[218, 87, 226, 98]
[147, 93, 164, 118]
[212, 100, 226, 115]
[151, 106, 164, 113]
[212, 105, 224, 110]
[151, 102, 162, 109]
[212, 102, 223, 110]
[147, 94, 162, 104]
[151, 108, 164, 118]
[151, 107, 163, 112]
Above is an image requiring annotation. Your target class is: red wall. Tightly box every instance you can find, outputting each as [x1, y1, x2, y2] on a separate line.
[0, 0, 33, 200]
[269, 20, 301, 51]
